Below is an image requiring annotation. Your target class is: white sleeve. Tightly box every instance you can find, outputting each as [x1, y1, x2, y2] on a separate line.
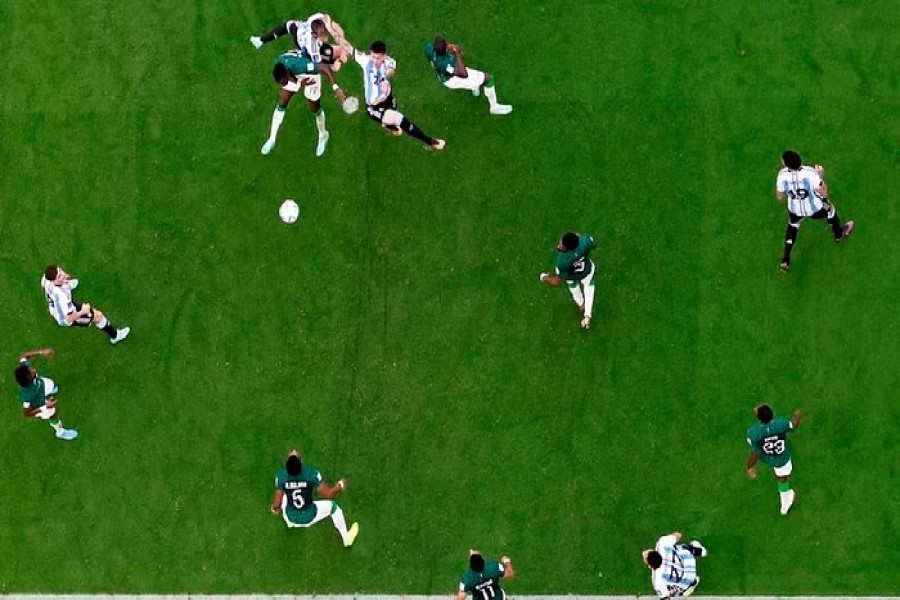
[656, 535, 677, 550]
[386, 55, 397, 71]
[353, 49, 367, 68]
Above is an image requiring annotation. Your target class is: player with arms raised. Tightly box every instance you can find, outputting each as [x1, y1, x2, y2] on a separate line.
[424, 36, 512, 115]
[456, 549, 515, 600]
[270, 448, 359, 546]
[540, 231, 597, 329]
[746, 404, 804, 515]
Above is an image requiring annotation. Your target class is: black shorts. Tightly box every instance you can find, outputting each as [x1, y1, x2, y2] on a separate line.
[70, 303, 94, 327]
[366, 94, 397, 124]
[788, 205, 830, 225]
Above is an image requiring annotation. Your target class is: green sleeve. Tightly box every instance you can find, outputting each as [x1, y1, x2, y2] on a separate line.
[424, 42, 435, 61]
[773, 417, 793, 434]
[484, 561, 504, 578]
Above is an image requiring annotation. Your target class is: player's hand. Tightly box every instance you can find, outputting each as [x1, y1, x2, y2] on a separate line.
[815, 164, 825, 178]
[81, 303, 92, 314]
[270, 505, 281, 515]
[42, 348, 54, 358]
[747, 467, 757, 479]
[250, 36, 264, 49]
[447, 43, 460, 55]
[501, 556, 511, 564]
[337, 478, 348, 491]
[46, 398, 57, 408]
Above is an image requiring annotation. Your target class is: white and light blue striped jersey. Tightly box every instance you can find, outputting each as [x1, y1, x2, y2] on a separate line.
[776, 165, 825, 217]
[287, 13, 327, 61]
[651, 535, 698, 598]
[354, 49, 396, 105]
[41, 276, 75, 326]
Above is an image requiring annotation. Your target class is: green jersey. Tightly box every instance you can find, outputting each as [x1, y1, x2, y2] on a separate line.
[16, 360, 47, 408]
[275, 464, 323, 524]
[424, 42, 457, 82]
[747, 417, 794, 468]
[555, 234, 596, 281]
[459, 561, 507, 600]
[276, 50, 320, 78]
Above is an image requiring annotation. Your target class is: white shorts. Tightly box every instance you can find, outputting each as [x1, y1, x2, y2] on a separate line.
[283, 74, 322, 101]
[561, 263, 596, 290]
[774, 460, 793, 477]
[281, 495, 333, 528]
[443, 68, 486, 91]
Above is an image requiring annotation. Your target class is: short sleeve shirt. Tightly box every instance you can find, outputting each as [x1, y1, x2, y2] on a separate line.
[16, 360, 47, 409]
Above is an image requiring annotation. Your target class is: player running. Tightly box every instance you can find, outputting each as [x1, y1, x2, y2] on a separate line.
[539, 231, 597, 329]
[270, 448, 360, 547]
[747, 404, 804, 515]
[456, 549, 515, 600]
[41, 265, 130, 344]
[424, 36, 512, 115]
[14, 348, 78, 441]
[642, 531, 707, 599]
[262, 49, 350, 157]
[347, 39, 445, 150]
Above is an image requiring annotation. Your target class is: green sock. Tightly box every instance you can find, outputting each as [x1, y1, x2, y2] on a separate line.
[777, 481, 791, 492]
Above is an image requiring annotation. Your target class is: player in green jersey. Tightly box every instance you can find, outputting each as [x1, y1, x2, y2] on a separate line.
[424, 36, 512, 115]
[457, 550, 515, 600]
[261, 49, 350, 157]
[13, 348, 78, 441]
[746, 404, 803, 515]
[540, 231, 598, 329]
[270, 448, 359, 546]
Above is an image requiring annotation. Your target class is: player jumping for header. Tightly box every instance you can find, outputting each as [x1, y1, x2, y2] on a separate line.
[540, 231, 597, 329]
[425, 36, 512, 115]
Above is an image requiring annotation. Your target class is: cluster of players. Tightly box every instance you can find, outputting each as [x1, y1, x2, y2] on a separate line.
[249, 12, 512, 157]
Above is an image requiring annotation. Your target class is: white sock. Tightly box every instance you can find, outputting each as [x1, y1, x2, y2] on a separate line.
[484, 84, 499, 108]
[315, 109, 327, 135]
[97, 316, 108, 329]
[330, 505, 350, 543]
[583, 283, 596, 318]
[51, 421, 63, 434]
[268, 107, 286, 142]
[568, 285, 584, 307]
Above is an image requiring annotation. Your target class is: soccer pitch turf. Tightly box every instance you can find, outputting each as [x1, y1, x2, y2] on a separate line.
[1, 0, 899, 594]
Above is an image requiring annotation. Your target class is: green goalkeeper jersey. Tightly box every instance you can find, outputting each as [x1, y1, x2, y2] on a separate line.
[459, 561, 507, 600]
[424, 42, 457, 82]
[555, 234, 596, 281]
[276, 50, 320, 77]
[747, 417, 794, 468]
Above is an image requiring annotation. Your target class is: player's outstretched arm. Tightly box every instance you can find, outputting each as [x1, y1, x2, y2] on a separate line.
[449, 44, 468, 78]
[317, 478, 347, 499]
[791, 409, 804, 428]
[501, 556, 515, 579]
[540, 273, 563, 287]
[20, 348, 53, 361]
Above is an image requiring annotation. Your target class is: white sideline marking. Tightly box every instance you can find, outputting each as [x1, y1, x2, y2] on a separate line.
[2, 596, 898, 600]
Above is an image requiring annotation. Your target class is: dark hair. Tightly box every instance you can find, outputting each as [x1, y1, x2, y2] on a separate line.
[320, 43, 335, 64]
[433, 36, 447, 55]
[44, 265, 59, 280]
[469, 553, 486, 572]
[286, 454, 302, 476]
[311, 19, 326, 34]
[646, 550, 662, 569]
[562, 232, 579, 250]
[781, 150, 802, 170]
[14, 364, 33, 388]
[273, 62, 289, 83]
[756, 404, 774, 424]
[370, 40, 387, 54]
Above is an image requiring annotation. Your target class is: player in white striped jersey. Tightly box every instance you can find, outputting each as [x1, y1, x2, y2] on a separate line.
[348, 40, 445, 150]
[642, 532, 707, 599]
[41, 265, 130, 345]
[775, 150, 855, 272]
[250, 14, 349, 157]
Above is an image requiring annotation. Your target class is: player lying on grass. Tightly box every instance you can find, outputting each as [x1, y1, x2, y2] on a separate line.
[262, 49, 350, 157]
[270, 448, 359, 547]
[14, 348, 78, 441]
[252, 13, 351, 157]
[41, 265, 130, 345]
[642, 531, 707, 599]
[747, 404, 803, 516]
[456, 549, 515, 600]
[346, 39, 445, 150]
[425, 36, 512, 115]
[540, 231, 597, 329]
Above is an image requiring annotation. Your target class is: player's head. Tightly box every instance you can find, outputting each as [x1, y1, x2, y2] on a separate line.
[559, 232, 579, 251]
[311, 19, 327, 39]
[756, 404, 774, 424]
[433, 36, 448, 55]
[14, 363, 36, 388]
[273, 62, 291, 85]
[468, 552, 486, 573]
[285, 454, 302, 476]
[645, 550, 663, 569]
[781, 150, 802, 170]
[44, 264, 66, 285]
[370, 40, 387, 67]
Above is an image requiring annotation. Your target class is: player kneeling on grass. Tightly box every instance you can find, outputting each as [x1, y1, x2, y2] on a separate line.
[270, 449, 359, 547]
[642, 531, 707, 599]
[348, 39, 445, 150]
[425, 36, 512, 115]
[540, 231, 597, 329]
[41, 265, 130, 345]
[14, 348, 78, 441]
[262, 49, 349, 157]
[457, 549, 515, 600]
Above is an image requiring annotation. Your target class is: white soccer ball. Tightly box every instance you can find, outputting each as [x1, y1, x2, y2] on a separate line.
[342, 96, 360, 115]
[279, 200, 300, 224]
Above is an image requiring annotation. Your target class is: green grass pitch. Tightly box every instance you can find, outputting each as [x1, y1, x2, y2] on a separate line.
[1, 0, 899, 594]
